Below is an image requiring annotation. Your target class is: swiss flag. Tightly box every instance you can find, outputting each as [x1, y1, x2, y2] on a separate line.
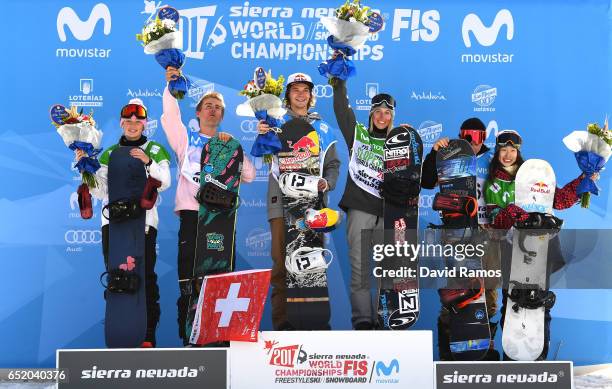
[190, 269, 271, 345]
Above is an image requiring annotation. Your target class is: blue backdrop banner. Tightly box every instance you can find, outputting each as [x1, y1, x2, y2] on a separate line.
[1, 0, 611, 367]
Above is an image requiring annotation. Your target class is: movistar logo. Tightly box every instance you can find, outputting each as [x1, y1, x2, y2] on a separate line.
[376, 359, 400, 377]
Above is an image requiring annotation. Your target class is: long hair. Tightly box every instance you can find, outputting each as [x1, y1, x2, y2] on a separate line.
[487, 147, 525, 182]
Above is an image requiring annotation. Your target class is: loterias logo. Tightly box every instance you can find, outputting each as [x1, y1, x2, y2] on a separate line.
[81, 365, 202, 379]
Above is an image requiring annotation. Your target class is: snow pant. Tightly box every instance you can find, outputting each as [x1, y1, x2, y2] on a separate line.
[176, 210, 198, 345]
[347, 209, 384, 328]
[269, 217, 288, 330]
[102, 224, 160, 345]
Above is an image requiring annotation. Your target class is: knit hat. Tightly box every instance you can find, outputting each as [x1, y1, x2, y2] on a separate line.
[460, 117, 486, 131]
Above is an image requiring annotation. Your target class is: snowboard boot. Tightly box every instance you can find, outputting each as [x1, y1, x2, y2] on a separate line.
[438, 278, 484, 313]
[77, 183, 93, 219]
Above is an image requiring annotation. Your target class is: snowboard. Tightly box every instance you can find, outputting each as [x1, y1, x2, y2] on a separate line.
[377, 126, 423, 330]
[436, 139, 491, 360]
[502, 159, 557, 361]
[186, 137, 243, 344]
[105, 146, 147, 348]
[278, 121, 330, 330]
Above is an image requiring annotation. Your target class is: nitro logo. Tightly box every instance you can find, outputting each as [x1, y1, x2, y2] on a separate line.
[472, 85, 497, 112]
[385, 147, 408, 161]
[392, 9, 440, 42]
[398, 290, 419, 314]
[460, 9, 515, 63]
[530, 182, 551, 194]
[206, 233, 224, 251]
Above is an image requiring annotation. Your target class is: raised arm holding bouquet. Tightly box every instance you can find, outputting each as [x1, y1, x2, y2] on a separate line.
[563, 117, 612, 208]
[137, 6, 191, 99]
[318, 0, 383, 84]
[236, 67, 286, 163]
[50, 104, 103, 219]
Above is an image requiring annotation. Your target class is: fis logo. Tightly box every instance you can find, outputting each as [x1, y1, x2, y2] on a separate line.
[462, 9, 514, 48]
[392, 9, 440, 42]
[57, 3, 112, 42]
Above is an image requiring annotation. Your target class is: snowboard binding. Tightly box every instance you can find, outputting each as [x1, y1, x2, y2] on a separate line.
[515, 212, 563, 230]
[509, 281, 556, 312]
[378, 171, 422, 205]
[439, 278, 484, 314]
[103, 199, 143, 222]
[278, 172, 320, 199]
[195, 182, 238, 212]
[101, 269, 140, 294]
[285, 247, 333, 275]
[432, 193, 478, 228]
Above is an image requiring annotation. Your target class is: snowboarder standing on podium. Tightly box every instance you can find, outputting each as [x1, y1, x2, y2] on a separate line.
[79, 98, 172, 347]
[162, 66, 256, 346]
[258, 72, 340, 331]
[484, 129, 596, 360]
[330, 73, 408, 330]
[420, 118, 500, 359]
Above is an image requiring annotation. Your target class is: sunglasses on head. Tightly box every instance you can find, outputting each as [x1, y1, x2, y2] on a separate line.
[460, 129, 486, 145]
[120, 104, 147, 120]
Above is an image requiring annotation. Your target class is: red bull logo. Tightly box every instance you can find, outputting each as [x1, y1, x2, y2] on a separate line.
[289, 136, 316, 152]
[530, 181, 551, 194]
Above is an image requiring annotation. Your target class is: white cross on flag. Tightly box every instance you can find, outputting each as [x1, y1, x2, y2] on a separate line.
[190, 269, 271, 345]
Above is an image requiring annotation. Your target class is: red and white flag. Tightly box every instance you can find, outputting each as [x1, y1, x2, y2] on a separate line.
[190, 269, 271, 345]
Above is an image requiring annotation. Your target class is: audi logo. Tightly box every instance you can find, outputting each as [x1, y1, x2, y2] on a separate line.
[313, 84, 333, 98]
[240, 119, 259, 133]
[64, 230, 102, 244]
[419, 194, 434, 209]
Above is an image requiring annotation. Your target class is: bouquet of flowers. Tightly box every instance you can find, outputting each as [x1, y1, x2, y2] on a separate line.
[136, 6, 191, 99]
[50, 104, 103, 219]
[236, 68, 286, 162]
[318, 0, 383, 83]
[563, 117, 612, 208]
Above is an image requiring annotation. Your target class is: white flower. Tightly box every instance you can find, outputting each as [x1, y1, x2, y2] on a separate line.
[161, 18, 176, 30]
[349, 17, 356, 23]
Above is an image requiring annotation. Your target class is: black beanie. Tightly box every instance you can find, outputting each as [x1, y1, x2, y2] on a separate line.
[460, 117, 486, 131]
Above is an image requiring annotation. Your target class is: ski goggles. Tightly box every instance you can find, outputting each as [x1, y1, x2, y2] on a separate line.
[460, 129, 486, 145]
[371, 93, 396, 110]
[496, 131, 522, 149]
[120, 104, 147, 120]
